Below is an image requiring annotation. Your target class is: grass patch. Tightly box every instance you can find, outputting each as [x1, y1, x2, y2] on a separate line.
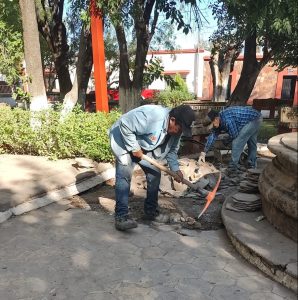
[258, 119, 279, 143]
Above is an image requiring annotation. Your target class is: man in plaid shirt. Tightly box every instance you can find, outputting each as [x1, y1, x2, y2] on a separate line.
[198, 106, 262, 171]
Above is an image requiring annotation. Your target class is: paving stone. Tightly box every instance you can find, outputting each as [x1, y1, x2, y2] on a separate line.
[130, 236, 152, 248]
[167, 263, 204, 279]
[249, 291, 286, 300]
[210, 285, 250, 300]
[232, 193, 261, 201]
[141, 246, 167, 259]
[223, 259, 258, 276]
[272, 282, 298, 299]
[150, 231, 180, 245]
[192, 256, 227, 271]
[147, 284, 194, 300]
[202, 270, 236, 286]
[0, 200, 295, 299]
[140, 258, 172, 273]
[84, 291, 117, 300]
[237, 275, 274, 292]
[112, 282, 152, 299]
[178, 278, 214, 296]
[163, 250, 195, 264]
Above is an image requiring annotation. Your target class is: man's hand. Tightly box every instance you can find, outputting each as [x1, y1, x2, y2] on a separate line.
[174, 170, 183, 183]
[132, 149, 143, 159]
[198, 151, 206, 164]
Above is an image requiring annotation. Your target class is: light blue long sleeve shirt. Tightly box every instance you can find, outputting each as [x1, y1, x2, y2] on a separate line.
[109, 105, 181, 171]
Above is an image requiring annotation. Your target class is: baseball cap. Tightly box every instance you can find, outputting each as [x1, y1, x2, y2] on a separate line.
[207, 109, 219, 122]
[170, 105, 195, 137]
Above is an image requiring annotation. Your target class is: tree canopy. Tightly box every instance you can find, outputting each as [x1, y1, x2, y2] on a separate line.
[0, 0, 23, 85]
[222, 0, 298, 70]
[93, 0, 201, 112]
[209, 0, 297, 105]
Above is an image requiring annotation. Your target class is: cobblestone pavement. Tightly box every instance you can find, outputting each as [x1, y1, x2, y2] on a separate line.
[0, 200, 295, 300]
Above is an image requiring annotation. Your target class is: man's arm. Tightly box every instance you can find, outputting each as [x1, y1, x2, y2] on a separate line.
[204, 131, 218, 153]
[165, 136, 181, 172]
[119, 111, 148, 153]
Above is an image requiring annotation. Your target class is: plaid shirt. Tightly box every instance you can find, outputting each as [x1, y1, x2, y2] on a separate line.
[204, 106, 262, 153]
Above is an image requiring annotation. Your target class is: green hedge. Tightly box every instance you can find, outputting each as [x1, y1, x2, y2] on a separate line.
[154, 74, 195, 107]
[0, 106, 121, 162]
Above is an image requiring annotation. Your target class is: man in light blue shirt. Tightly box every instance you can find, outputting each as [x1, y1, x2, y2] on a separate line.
[109, 104, 195, 231]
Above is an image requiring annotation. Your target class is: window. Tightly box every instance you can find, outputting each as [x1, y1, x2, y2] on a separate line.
[281, 76, 297, 100]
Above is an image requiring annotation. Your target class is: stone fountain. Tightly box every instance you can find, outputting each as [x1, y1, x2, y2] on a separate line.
[259, 132, 298, 242]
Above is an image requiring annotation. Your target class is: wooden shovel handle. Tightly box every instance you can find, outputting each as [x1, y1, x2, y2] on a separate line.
[141, 154, 197, 190]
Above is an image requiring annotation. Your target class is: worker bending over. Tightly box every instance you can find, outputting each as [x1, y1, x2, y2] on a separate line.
[198, 106, 262, 173]
[109, 104, 195, 231]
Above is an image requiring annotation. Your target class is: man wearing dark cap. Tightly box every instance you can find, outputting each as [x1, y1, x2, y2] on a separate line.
[109, 104, 195, 231]
[198, 106, 262, 172]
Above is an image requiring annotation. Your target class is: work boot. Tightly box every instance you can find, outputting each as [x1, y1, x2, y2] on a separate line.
[115, 216, 138, 231]
[143, 209, 160, 221]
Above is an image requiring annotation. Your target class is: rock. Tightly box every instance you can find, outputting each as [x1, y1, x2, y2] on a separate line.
[232, 193, 261, 202]
[185, 216, 196, 225]
[98, 197, 115, 213]
[195, 177, 209, 189]
[169, 213, 181, 223]
[154, 213, 170, 223]
[69, 197, 91, 210]
[74, 157, 95, 168]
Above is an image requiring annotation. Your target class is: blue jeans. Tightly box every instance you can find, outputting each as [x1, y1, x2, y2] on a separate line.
[230, 117, 262, 168]
[115, 153, 161, 218]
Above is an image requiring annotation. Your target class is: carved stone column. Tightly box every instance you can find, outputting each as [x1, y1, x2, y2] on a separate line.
[259, 133, 298, 241]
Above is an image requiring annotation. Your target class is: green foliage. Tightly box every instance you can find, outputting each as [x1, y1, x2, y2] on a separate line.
[143, 57, 176, 89]
[12, 86, 31, 109]
[0, 21, 23, 85]
[155, 74, 194, 107]
[95, 0, 202, 110]
[0, 106, 121, 162]
[216, 0, 298, 69]
[172, 74, 188, 92]
[0, 0, 22, 32]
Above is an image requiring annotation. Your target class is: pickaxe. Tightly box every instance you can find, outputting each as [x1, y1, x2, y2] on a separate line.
[142, 154, 221, 218]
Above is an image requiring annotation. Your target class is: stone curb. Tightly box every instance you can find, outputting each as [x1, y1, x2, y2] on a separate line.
[222, 198, 298, 293]
[0, 167, 115, 224]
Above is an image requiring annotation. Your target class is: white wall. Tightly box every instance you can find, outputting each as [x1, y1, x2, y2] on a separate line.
[146, 50, 210, 97]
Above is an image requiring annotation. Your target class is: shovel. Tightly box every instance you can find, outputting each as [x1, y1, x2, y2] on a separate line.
[142, 154, 221, 218]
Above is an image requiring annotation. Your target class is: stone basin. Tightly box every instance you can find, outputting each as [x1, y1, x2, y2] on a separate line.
[259, 132, 298, 241]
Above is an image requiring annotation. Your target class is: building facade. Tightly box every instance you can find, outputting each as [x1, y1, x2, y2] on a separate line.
[147, 49, 298, 106]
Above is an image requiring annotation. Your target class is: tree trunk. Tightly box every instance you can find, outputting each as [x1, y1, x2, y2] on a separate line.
[228, 31, 261, 106]
[210, 45, 239, 102]
[35, 1, 72, 98]
[55, 59, 72, 98]
[131, 17, 150, 109]
[78, 29, 93, 108]
[119, 86, 141, 113]
[113, 1, 155, 113]
[115, 24, 132, 113]
[19, 0, 48, 112]
[61, 25, 92, 118]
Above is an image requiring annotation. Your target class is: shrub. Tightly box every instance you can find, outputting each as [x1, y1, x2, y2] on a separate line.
[0, 106, 121, 162]
[154, 73, 195, 107]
